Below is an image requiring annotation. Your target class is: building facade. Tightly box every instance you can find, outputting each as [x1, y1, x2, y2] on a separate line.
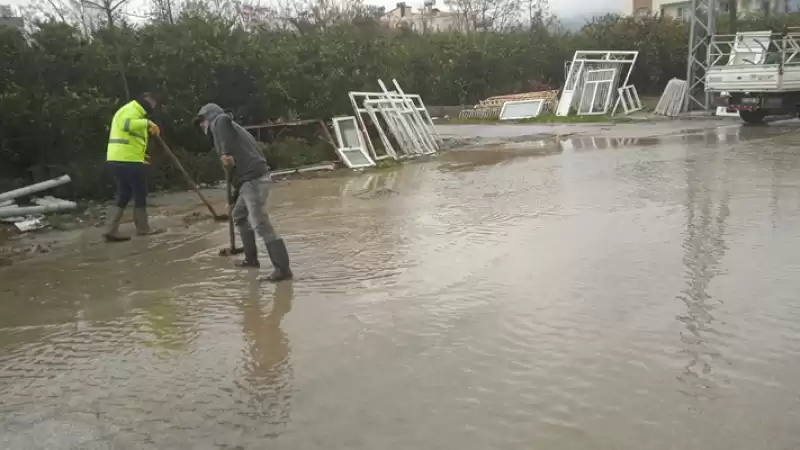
[381, 1, 476, 33]
[628, 0, 800, 18]
[0, 4, 23, 30]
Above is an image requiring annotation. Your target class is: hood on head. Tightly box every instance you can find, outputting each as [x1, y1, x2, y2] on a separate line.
[195, 103, 226, 123]
[136, 97, 154, 116]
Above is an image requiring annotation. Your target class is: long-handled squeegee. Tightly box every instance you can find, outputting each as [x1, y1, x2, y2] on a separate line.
[154, 135, 229, 222]
[218, 168, 244, 256]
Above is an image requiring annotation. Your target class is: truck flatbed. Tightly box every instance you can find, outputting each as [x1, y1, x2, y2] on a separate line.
[705, 66, 800, 93]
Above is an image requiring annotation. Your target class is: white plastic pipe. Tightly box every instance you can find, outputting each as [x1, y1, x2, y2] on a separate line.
[0, 201, 77, 218]
[0, 175, 72, 203]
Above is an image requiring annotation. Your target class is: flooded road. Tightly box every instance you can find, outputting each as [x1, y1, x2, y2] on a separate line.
[2, 122, 800, 449]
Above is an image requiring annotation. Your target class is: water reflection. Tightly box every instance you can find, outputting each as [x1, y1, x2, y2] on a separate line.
[143, 295, 189, 351]
[240, 280, 294, 427]
[676, 143, 731, 399]
[438, 141, 561, 173]
[560, 136, 642, 151]
[558, 125, 749, 152]
[343, 170, 400, 198]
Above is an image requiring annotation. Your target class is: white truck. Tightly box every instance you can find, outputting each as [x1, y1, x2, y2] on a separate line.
[705, 30, 800, 124]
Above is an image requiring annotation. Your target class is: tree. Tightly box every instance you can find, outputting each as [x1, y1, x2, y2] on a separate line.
[286, 0, 367, 32]
[444, 0, 522, 32]
[151, 0, 179, 23]
[82, 0, 132, 98]
[26, 0, 102, 36]
[522, 0, 552, 31]
[728, 0, 737, 32]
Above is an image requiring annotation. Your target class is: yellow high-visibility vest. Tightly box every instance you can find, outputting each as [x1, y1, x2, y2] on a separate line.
[106, 100, 150, 163]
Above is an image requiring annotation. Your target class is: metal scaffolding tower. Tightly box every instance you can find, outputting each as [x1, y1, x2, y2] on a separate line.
[684, 0, 718, 111]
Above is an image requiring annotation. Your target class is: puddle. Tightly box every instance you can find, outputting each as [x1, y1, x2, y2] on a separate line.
[2, 121, 800, 448]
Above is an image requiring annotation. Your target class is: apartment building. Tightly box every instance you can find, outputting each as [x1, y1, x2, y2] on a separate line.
[381, 1, 480, 33]
[0, 4, 23, 30]
[629, 0, 800, 18]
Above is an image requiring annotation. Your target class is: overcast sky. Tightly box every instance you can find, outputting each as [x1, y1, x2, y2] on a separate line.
[3, 0, 623, 19]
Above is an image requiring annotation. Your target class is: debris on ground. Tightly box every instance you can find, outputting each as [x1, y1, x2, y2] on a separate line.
[182, 211, 207, 226]
[0, 241, 52, 263]
[352, 187, 400, 200]
[0, 176, 78, 232]
[12, 216, 47, 233]
[271, 162, 338, 178]
[0, 198, 78, 234]
[458, 90, 560, 120]
[556, 50, 639, 117]
[198, 181, 226, 189]
[654, 78, 689, 117]
[345, 79, 442, 168]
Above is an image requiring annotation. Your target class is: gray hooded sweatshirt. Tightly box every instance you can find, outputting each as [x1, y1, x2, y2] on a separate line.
[196, 103, 269, 185]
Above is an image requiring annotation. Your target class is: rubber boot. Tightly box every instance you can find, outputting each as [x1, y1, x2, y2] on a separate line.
[133, 207, 163, 236]
[263, 239, 293, 282]
[103, 206, 131, 243]
[235, 227, 260, 268]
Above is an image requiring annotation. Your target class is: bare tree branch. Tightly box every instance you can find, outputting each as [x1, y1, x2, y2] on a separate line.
[79, 0, 133, 98]
[81, 0, 103, 9]
[43, 0, 69, 22]
[110, 0, 129, 12]
[25, 0, 99, 36]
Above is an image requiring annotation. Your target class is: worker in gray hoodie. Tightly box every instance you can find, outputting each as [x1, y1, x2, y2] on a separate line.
[195, 103, 293, 282]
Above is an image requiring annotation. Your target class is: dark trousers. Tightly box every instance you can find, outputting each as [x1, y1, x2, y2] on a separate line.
[108, 161, 147, 208]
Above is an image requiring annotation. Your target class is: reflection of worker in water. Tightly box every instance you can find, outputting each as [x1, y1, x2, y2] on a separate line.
[241, 282, 294, 421]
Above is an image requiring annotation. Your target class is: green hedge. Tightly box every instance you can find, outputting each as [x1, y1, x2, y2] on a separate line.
[2, 10, 796, 198]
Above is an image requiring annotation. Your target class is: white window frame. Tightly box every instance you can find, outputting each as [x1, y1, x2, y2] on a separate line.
[498, 99, 545, 120]
[364, 99, 412, 158]
[557, 50, 638, 117]
[332, 116, 376, 169]
[578, 68, 618, 115]
[377, 79, 436, 155]
[348, 80, 441, 161]
[616, 85, 643, 115]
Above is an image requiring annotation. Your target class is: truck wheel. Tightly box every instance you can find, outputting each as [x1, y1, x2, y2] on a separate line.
[740, 109, 766, 125]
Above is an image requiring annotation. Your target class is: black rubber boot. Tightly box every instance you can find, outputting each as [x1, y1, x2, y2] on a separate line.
[133, 207, 163, 236]
[235, 227, 260, 268]
[103, 206, 131, 243]
[263, 238, 293, 282]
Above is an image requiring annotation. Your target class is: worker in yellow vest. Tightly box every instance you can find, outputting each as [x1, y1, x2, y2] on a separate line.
[103, 92, 163, 242]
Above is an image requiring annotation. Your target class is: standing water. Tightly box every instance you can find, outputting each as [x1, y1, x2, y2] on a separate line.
[1, 124, 800, 449]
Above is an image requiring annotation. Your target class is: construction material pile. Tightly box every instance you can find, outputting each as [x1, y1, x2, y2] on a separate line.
[0, 175, 77, 232]
[458, 90, 559, 120]
[555, 50, 641, 117]
[653, 78, 688, 117]
[333, 79, 442, 170]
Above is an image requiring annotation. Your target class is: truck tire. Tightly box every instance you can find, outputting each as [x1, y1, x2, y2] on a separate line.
[740, 109, 766, 125]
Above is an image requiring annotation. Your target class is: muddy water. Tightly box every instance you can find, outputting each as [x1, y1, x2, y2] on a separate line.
[2, 123, 800, 449]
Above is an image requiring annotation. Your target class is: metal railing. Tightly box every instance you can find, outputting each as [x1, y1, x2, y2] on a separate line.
[708, 32, 800, 69]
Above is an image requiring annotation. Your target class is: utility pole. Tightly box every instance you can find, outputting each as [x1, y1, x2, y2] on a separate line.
[684, 0, 718, 112]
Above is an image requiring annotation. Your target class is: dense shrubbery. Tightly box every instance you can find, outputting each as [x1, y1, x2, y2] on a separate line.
[3, 8, 795, 198]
